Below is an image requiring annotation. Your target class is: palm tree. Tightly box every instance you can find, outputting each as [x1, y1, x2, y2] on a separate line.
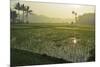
[25, 6, 32, 23]
[10, 9, 17, 23]
[72, 11, 77, 23]
[15, 2, 21, 23]
[21, 4, 26, 23]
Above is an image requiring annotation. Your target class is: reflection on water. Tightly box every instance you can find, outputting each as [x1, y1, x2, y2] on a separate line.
[71, 37, 77, 44]
[69, 37, 80, 45]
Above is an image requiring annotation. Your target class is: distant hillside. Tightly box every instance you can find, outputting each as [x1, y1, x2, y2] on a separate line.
[77, 13, 95, 25]
[20, 13, 73, 23]
[20, 13, 95, 25]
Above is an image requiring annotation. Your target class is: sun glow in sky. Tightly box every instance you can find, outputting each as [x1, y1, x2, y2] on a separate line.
[11, 1, 95, 19]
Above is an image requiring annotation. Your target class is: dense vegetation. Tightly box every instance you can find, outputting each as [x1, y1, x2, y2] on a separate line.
[11, 48, 72, 66]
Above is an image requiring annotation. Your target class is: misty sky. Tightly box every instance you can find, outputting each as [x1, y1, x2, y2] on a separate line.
[11, 1, 95, 19]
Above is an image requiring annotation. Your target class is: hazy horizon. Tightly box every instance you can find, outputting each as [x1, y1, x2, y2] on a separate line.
[11, 1, 95, 19]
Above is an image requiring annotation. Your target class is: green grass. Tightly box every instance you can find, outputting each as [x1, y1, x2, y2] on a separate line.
[11, 48, 71, 66]
[11, 23, 95, 66]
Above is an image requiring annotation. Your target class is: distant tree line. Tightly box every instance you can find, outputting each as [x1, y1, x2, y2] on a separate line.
[10, 2, 32, 24]
[78, 13, 95, 25]
[71, 11, 95, 25]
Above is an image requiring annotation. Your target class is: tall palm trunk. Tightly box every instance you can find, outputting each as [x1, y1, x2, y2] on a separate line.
[26, 12, 29, 23]
[75, 13, 77, 23]
[21, 4, 25, 23]
[26, 6, 29, 24]
[18, 10, 20, 23]
[22, 10, 24, 23]
[72, 11, 77, 23]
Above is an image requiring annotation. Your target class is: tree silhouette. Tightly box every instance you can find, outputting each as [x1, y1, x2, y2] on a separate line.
[25, 6, 32, 23]
[72, 11, 78, 23]
[14, 2, 32, 24]
[10, 9, 17, 23]
[15, 2, 21, 23]
[21, 4, 26, 23]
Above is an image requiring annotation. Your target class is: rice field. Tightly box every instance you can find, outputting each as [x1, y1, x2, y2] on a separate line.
[11, 23, 95, 63]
